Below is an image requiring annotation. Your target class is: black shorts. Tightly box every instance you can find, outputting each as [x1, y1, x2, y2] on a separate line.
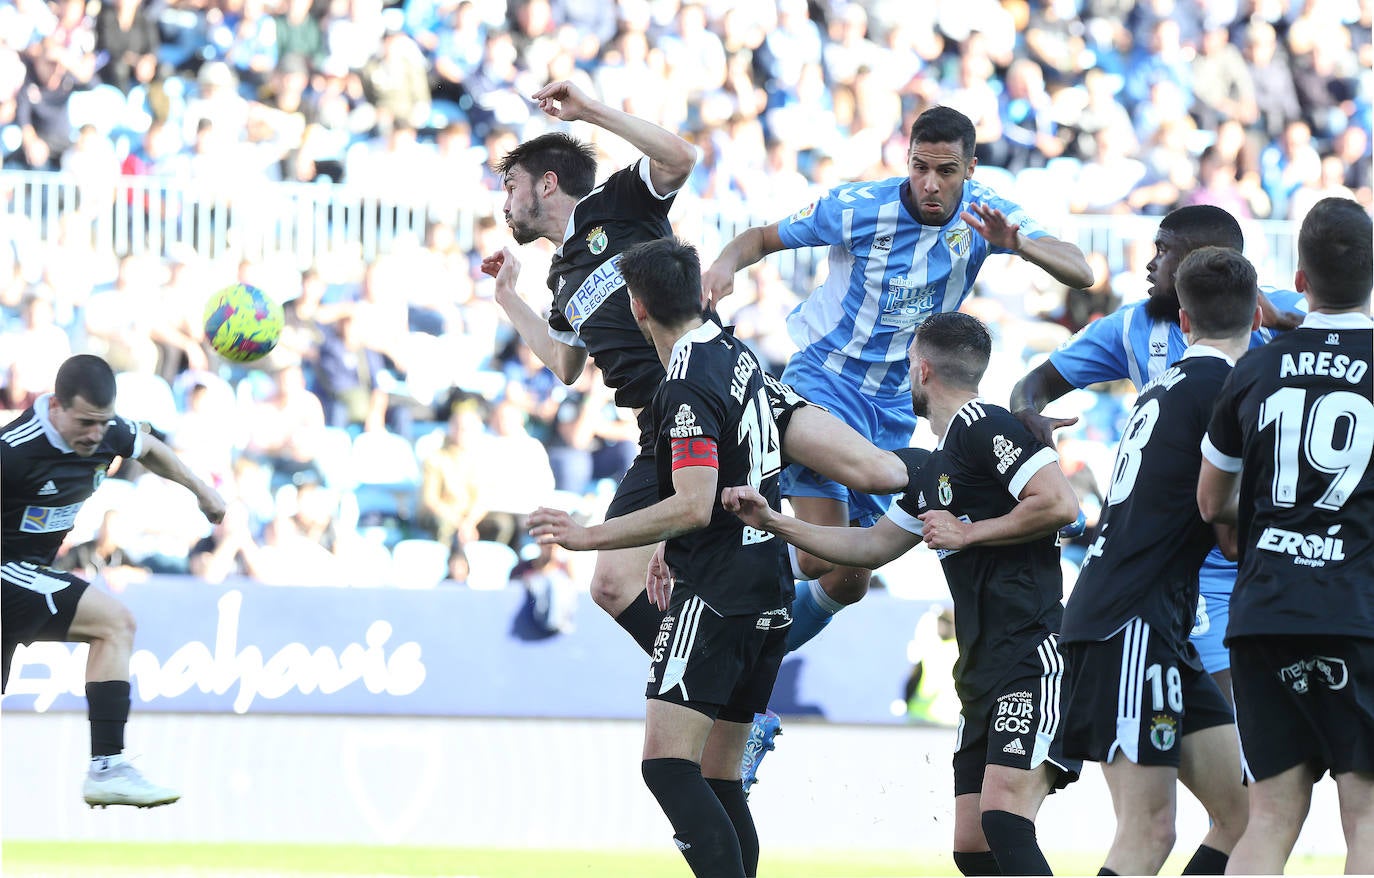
[646, 593, 790, 723]
[1231, 634, 1374, 783]
[952, 634, 1082, 796]
[1, 561, 90, 691]
[761, 371, 812, 443]
[1060, 618, 1234, 768]
[604, 451, 659, 520]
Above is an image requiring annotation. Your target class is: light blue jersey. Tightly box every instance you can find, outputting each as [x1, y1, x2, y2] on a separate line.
[778, 177, 1050, 398]
[1048, 287, 1307, 674]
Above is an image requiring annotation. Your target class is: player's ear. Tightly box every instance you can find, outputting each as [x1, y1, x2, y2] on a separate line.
[542, 171, 558, 196]
[965, 155, 977, 178]
[1251, 304, 1263, 332]
[1294, 267, 1308, 294]
[1178, 308, 1192, 336]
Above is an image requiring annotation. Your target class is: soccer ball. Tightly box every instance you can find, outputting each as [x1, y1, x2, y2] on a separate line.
[203, 283, 284, 363]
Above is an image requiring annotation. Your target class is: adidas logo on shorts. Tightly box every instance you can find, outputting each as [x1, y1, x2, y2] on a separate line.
[1002, 737, 1026, 756]
[37, 480, 58, 496]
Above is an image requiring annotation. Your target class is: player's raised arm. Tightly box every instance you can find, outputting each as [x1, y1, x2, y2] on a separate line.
[722, 484, 918, 570]
[481, 247, 587, 384]
[135, 431, 226, 524]
[530, 80, 697, 194]
[1009, 360, 1080, 448]
[702, 223, 787, 308]
[963, 202, 1094, 289]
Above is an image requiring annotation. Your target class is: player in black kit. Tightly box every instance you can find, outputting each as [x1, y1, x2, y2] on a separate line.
[481, 81, 907, 658]
[2, 354, 226, 808]
[725, 312, 1081, 876]
[1198, 197, 1374, 874]
[528, 239, 791, 878]
[1058, 247, 1262, 875]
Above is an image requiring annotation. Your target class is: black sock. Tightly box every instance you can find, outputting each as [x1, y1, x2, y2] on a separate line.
[981, 810, 1052, 876]
[1097, 869, 1118, 876]
[642, 758, 745, 878]
[953, 850, 1002, 876]
[616, 590, 665, 655]
[707, 777, 759, 877]
[1182, 844, 1229, 875]
[86, 680, 131, 758]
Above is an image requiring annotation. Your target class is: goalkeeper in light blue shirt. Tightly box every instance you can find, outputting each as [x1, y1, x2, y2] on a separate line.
[704, 106, 1093, 658]
[1011, 204, 1307, 700]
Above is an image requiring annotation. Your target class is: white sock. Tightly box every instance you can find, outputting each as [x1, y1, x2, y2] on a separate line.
[807, 577, 844, 614]
[91, 753, 126, 771]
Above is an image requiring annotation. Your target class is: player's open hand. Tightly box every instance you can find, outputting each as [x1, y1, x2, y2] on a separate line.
[1013, 408, 1078, 450]
[479, 249, 506, 279]
[701, 260, 736, 310]
[917, 509, 971, 551]
[528, 506, 592, 550]
[646, 542, 673, 611]
[720, 485, 773, 529]
[531, 80, 592, 122]
[961, 203, 1020, 251]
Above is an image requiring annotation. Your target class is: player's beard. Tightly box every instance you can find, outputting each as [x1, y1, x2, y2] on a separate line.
[1144, 290, 1183, 323]
[910, 387, 930, 419]
[508, 199, 543, 245]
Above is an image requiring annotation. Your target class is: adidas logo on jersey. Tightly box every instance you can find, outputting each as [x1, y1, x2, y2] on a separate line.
[1002, 737, 1026, 756]
[37, 480, 58, 496]
[674, 838, 692, 853]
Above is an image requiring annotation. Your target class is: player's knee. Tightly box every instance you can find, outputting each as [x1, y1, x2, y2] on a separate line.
[588, 569, 635, 614]
[91, 601, 137, 649]
[849, 449, 908, 495]
[795, 550, 835, 581]
[820, 567, 871, 605]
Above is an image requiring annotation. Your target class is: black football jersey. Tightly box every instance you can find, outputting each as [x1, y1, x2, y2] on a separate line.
[1, 396, 142, 566]
[1061, 349, 1235, 650]
[547, 159, 677, 413]
[888, 399, 1066, 701]
[1203, 315, 1374, 641]
[652, 323, 792, 616]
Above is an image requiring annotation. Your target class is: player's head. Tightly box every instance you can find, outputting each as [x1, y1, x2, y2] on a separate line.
[909, 312, 991, 418]
[620, 237, 703, 331]
[1146, 205, 1246, 321]
[1175, 246, 1260, 339]
[495, 132, 598, 244]
[907, 106, 976, 226]
[50, 354, 117, 457]
[1297, 197, 1373, 312]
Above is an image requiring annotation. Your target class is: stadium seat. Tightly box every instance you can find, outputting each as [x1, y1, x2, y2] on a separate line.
[349, 430, 421, 486]
[463, 540, 519, 591]
[114, 372, 179, 435]
[390, 538, 452, 589]
[313, 426, 357, 490]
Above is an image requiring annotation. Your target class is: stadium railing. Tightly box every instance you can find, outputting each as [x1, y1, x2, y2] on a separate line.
[0, 169, 1300, 290]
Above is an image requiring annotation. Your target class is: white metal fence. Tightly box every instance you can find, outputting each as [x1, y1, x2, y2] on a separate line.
[0, 169, 1301, 290]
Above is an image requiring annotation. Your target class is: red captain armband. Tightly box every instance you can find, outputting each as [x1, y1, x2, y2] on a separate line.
[670, 437, 719, 470]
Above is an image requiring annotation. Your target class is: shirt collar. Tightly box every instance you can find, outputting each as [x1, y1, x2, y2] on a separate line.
[1300, 311, 1374, 330]
[33, 394, 76, 453]
[1180, 343, 1235, 367]
[669, 321, 722, 363]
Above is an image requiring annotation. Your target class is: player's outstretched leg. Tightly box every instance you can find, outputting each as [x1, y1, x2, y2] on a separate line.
[67, 587, 181, 808]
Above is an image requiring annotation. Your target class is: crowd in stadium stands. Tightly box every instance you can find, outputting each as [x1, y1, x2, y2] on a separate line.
[0, 0, 1369, 590]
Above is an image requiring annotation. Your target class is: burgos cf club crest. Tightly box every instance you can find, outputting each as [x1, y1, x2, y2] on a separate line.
[945, 226, 971, 258]
[586, 226, 608, 256]
[937, 473, 953, 506]
[1149, 715, 1178, 751]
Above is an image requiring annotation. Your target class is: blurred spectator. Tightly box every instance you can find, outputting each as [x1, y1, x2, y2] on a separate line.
[94, 0, 160, 94]
[998, 58, 1065, 173]
[1190, 23, 1256, 131]
[474, 398, 554, 548]
[274, 0, 326, 68]
[0, 291, 70, 412]
[430, 0, 486, 108]
[1183, 145, 1255, 219]
[314, 309, 391, 431]
[1332, 124, 1372, 207]
[1287, 153, 1357, 226]
[14, 39, 80, 170]
[1261, 118, 1323, 219]
[243, 362, 328, 484]
[182, 61, 250, 145]
[189, 500, 261, 584]
[1243, 18, 1303, 141]
[57, 507, 150, 591]
[360, 23, 432, 132]
[417, 395, 487, 549]
[514, 541, 577, 634]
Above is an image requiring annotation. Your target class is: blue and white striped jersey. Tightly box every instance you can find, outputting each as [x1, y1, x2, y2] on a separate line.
[1049, 287, 1308, 392]
[777, 176, 1050, 398]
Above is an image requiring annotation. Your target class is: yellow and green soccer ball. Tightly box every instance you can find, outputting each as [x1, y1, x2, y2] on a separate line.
[203, 283, 285, 363]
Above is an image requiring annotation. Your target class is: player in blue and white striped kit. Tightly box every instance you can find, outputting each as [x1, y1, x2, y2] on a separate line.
[1011, 204, 1306, 702]
[705, 106, 1093, 655]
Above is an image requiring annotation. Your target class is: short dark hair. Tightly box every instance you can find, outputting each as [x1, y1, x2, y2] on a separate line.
[54, 354, 116, 408]
[909, 106, 976, 161]
[1298, 197, 1373, 310]
[494, 132, 598, 199]
[914, 312, 991, 390]
[1159, 205, 1245, 252]
[1175, 247, 1258, 337]
[618, 237, 702, 326]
